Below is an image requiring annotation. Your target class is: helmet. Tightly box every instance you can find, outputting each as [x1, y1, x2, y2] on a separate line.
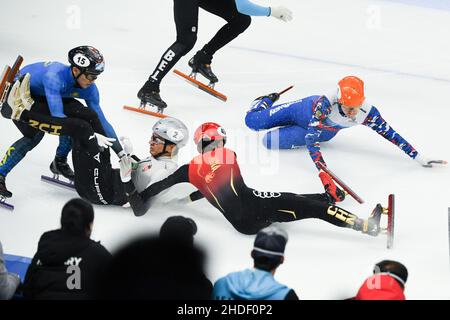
[152, 117, 189, 148]
[68, 46, 105, 75]
[337, 76, 365, 107]
[193, 122, 227, 146]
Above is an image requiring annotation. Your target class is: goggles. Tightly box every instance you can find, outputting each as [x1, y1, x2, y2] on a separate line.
[85, 73, 98, 81]
[150, 134, 166, 145]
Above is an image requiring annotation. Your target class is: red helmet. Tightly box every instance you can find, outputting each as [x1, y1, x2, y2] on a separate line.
[193, 122, 227, 146]
[338, 76, 365, 107]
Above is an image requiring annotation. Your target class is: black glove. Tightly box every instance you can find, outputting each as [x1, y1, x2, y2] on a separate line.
[255, 92, 280, 103]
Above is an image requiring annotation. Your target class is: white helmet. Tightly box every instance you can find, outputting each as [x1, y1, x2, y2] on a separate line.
[152, 117, 189, 150]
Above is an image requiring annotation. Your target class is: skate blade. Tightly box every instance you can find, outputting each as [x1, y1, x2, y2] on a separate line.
[123, 105, 168, 118]
[0, 66, 12, 106]
[41, 175, 76, 191]
[0, 56, 24, 106]
[173, 69, 227, 102]
[386, 194, 395, 249]
[139, 101, 166, 114]
[0, 196, 14, 211]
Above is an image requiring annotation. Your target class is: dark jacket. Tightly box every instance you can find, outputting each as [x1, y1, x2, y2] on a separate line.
[23, 229, 111, 300]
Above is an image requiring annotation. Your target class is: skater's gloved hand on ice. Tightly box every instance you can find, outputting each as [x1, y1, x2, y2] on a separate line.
[319, 170, 345, 203]
[270, 6, 293, 22]
[256, 92, 280, 103]
[414, 154, 448, 168]
[120, 136, 134, 155]
[119, 155, 132, 183]
[95, 133, 116, 149]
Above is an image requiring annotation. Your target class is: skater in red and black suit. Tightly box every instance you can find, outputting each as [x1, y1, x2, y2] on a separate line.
[121, 122, 383, 236]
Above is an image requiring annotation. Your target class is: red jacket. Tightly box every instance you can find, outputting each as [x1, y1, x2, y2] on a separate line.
[355, 274, 405, 300]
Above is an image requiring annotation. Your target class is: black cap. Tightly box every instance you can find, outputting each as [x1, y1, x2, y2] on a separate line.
[373, 260, 408, 287]
[160, 216, 197, 245]
[252, 225, 288, 258]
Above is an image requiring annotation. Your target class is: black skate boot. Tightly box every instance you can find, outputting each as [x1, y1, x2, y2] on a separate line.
[361, 204, 383, 236]
[50, 156, 75, 181]
[137, 80, 167, 112]
[188, 50, 218, 86]
[0, 175, 12, 198]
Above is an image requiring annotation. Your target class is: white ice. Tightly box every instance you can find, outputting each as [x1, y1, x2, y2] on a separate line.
[1, 0, 449, 299]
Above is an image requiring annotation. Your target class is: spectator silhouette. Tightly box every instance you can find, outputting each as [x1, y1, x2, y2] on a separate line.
[0, 241, 21, 300]
[355, 260, 408, 300]
[96, 216, 211, 299]
[213, 225, 299, 300]
[22, 198, 111, 299]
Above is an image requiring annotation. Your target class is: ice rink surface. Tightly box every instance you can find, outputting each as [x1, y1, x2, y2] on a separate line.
[0, 0, 449, 299]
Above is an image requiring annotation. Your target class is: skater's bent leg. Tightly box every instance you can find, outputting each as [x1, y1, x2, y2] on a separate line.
[263, 126, 307, 150]
[21, 110, 95, 140]
[62, 98, 106, 134]
[0, 133, 44, 177]
[262, 192, 360, 230]
[20, 110, 100, 155]
[147, 0, 199, 85]
[199, 0, 251, 55]
[245, 102, 301, 131]
[55, 136, 72, 159]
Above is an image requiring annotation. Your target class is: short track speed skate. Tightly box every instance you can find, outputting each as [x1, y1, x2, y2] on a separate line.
[174, 52, 227, 102]
[363, 194, 395, 249]
[0, 176, 14, 211]
[382, 194, 395, 249]
[1, 55, 24, 116]
[41, 157, 76, 191]
[173, 69, 227, 102]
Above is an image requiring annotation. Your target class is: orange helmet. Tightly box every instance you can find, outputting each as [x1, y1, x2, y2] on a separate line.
[337, 76, 365, 107]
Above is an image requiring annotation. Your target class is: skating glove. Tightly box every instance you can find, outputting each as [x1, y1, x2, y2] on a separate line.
[94, 133, 116, 149]
[19, 73, 34, 110]
[256, 92, 280, 103]
[414, 154, 447, 168]
[270, 6, 293, 22]
[120, 136, 134, 155]
[119, 155, 132, 183]
[319, 170, 345, 203]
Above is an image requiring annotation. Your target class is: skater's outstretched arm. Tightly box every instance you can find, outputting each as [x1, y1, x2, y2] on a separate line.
[123, 164, 190, 216]
[235, 0, 293, 22]
[362, 106, 447, 167]
[85, 87, 123, 156]
[363, 106, 417, 158]
[235, 0, 270, 16]
[305, 96, 334, 169]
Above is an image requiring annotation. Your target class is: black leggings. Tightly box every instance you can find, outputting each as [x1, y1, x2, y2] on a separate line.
[19, 96, 127, 205]
[72, 139, 127, 206]
[230, 189, 359, 235]
[18, 96, 103, 155]
[149, 0, 251, 84]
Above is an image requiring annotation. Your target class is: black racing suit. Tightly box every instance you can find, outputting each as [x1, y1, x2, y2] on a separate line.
[20, 97, 127, 205]
[125, 148, 362, 235]
[71, 139, 128, 206]
[148, 0, 252, 85]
